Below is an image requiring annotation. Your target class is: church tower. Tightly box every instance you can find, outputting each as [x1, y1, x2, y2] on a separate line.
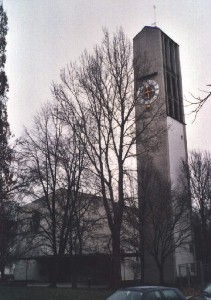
[134, 26, 194, 284]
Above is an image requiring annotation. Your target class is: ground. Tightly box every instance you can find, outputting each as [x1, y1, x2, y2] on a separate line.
[0, 286, 112, 300]
[0, 283, 200, 300]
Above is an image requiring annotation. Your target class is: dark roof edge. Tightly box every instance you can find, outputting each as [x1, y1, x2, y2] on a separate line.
[133, 26, 179, 46]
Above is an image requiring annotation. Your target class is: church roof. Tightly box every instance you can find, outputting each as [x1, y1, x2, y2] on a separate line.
[133, 26, 179, 46]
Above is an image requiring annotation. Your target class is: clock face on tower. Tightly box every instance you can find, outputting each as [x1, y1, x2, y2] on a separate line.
[138, 80, 159, 105]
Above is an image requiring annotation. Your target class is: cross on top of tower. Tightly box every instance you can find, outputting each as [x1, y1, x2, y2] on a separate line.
[151, 5, 157, 27]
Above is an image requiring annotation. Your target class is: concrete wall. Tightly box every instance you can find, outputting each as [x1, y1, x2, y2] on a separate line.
[134, 26, 194, 284]
[14, 257, 140, 283]
[121, 258, 141, 281]
[14, 259, 48, 281]
[167, 117, 194, 271]
[167, 117, 187, 185]
[134, 26, 176, 284]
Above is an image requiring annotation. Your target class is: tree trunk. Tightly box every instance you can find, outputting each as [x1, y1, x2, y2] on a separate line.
[159, 264, 164, 285]
[0, 267, 5, 281]
[71, 256, 78, 289]
[140, 242, 145, 284]
[201, 221, 209, 263]
[109, 230, 122, 289]
[49, 256, 60, 288]
[139, 210, 145, 284]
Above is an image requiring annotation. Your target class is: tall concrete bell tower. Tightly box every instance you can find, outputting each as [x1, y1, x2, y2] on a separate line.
[134, 26, 194, 284]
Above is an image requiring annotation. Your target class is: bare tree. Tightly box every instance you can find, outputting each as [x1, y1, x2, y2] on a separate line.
[146, 179, 191, 284]
[125, 162, 192, 284]
[186, 85, 211, 121]
[18, 102, 95, 287]
[52, 28, 164, 288]
[182, 150, 211, 263]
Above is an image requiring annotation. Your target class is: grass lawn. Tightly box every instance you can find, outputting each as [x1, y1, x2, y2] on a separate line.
[0, 286, 113, 300]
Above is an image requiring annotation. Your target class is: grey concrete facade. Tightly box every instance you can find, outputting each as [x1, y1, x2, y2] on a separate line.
[134, 26, 194, 284]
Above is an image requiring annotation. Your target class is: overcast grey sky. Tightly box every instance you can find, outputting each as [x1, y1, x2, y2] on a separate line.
[3, 0, 211, 151]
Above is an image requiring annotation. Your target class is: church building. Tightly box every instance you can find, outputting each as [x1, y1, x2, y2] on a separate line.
[134, 26, 195, 284]
[13, 26, 194, 286]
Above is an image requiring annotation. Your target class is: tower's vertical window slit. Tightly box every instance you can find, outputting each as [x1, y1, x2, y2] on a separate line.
[162, 33, 184, 123]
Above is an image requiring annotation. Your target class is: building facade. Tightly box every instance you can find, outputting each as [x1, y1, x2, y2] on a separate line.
[14, 192, 141, 284]
[13, 26, 194, 285]
[134, 26, 194, 284]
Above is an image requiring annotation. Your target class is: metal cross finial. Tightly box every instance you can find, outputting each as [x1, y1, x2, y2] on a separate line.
[152, 5, 157, 27]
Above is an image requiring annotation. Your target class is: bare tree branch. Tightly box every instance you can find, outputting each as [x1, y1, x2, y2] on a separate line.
[185, 85, 211, 122]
